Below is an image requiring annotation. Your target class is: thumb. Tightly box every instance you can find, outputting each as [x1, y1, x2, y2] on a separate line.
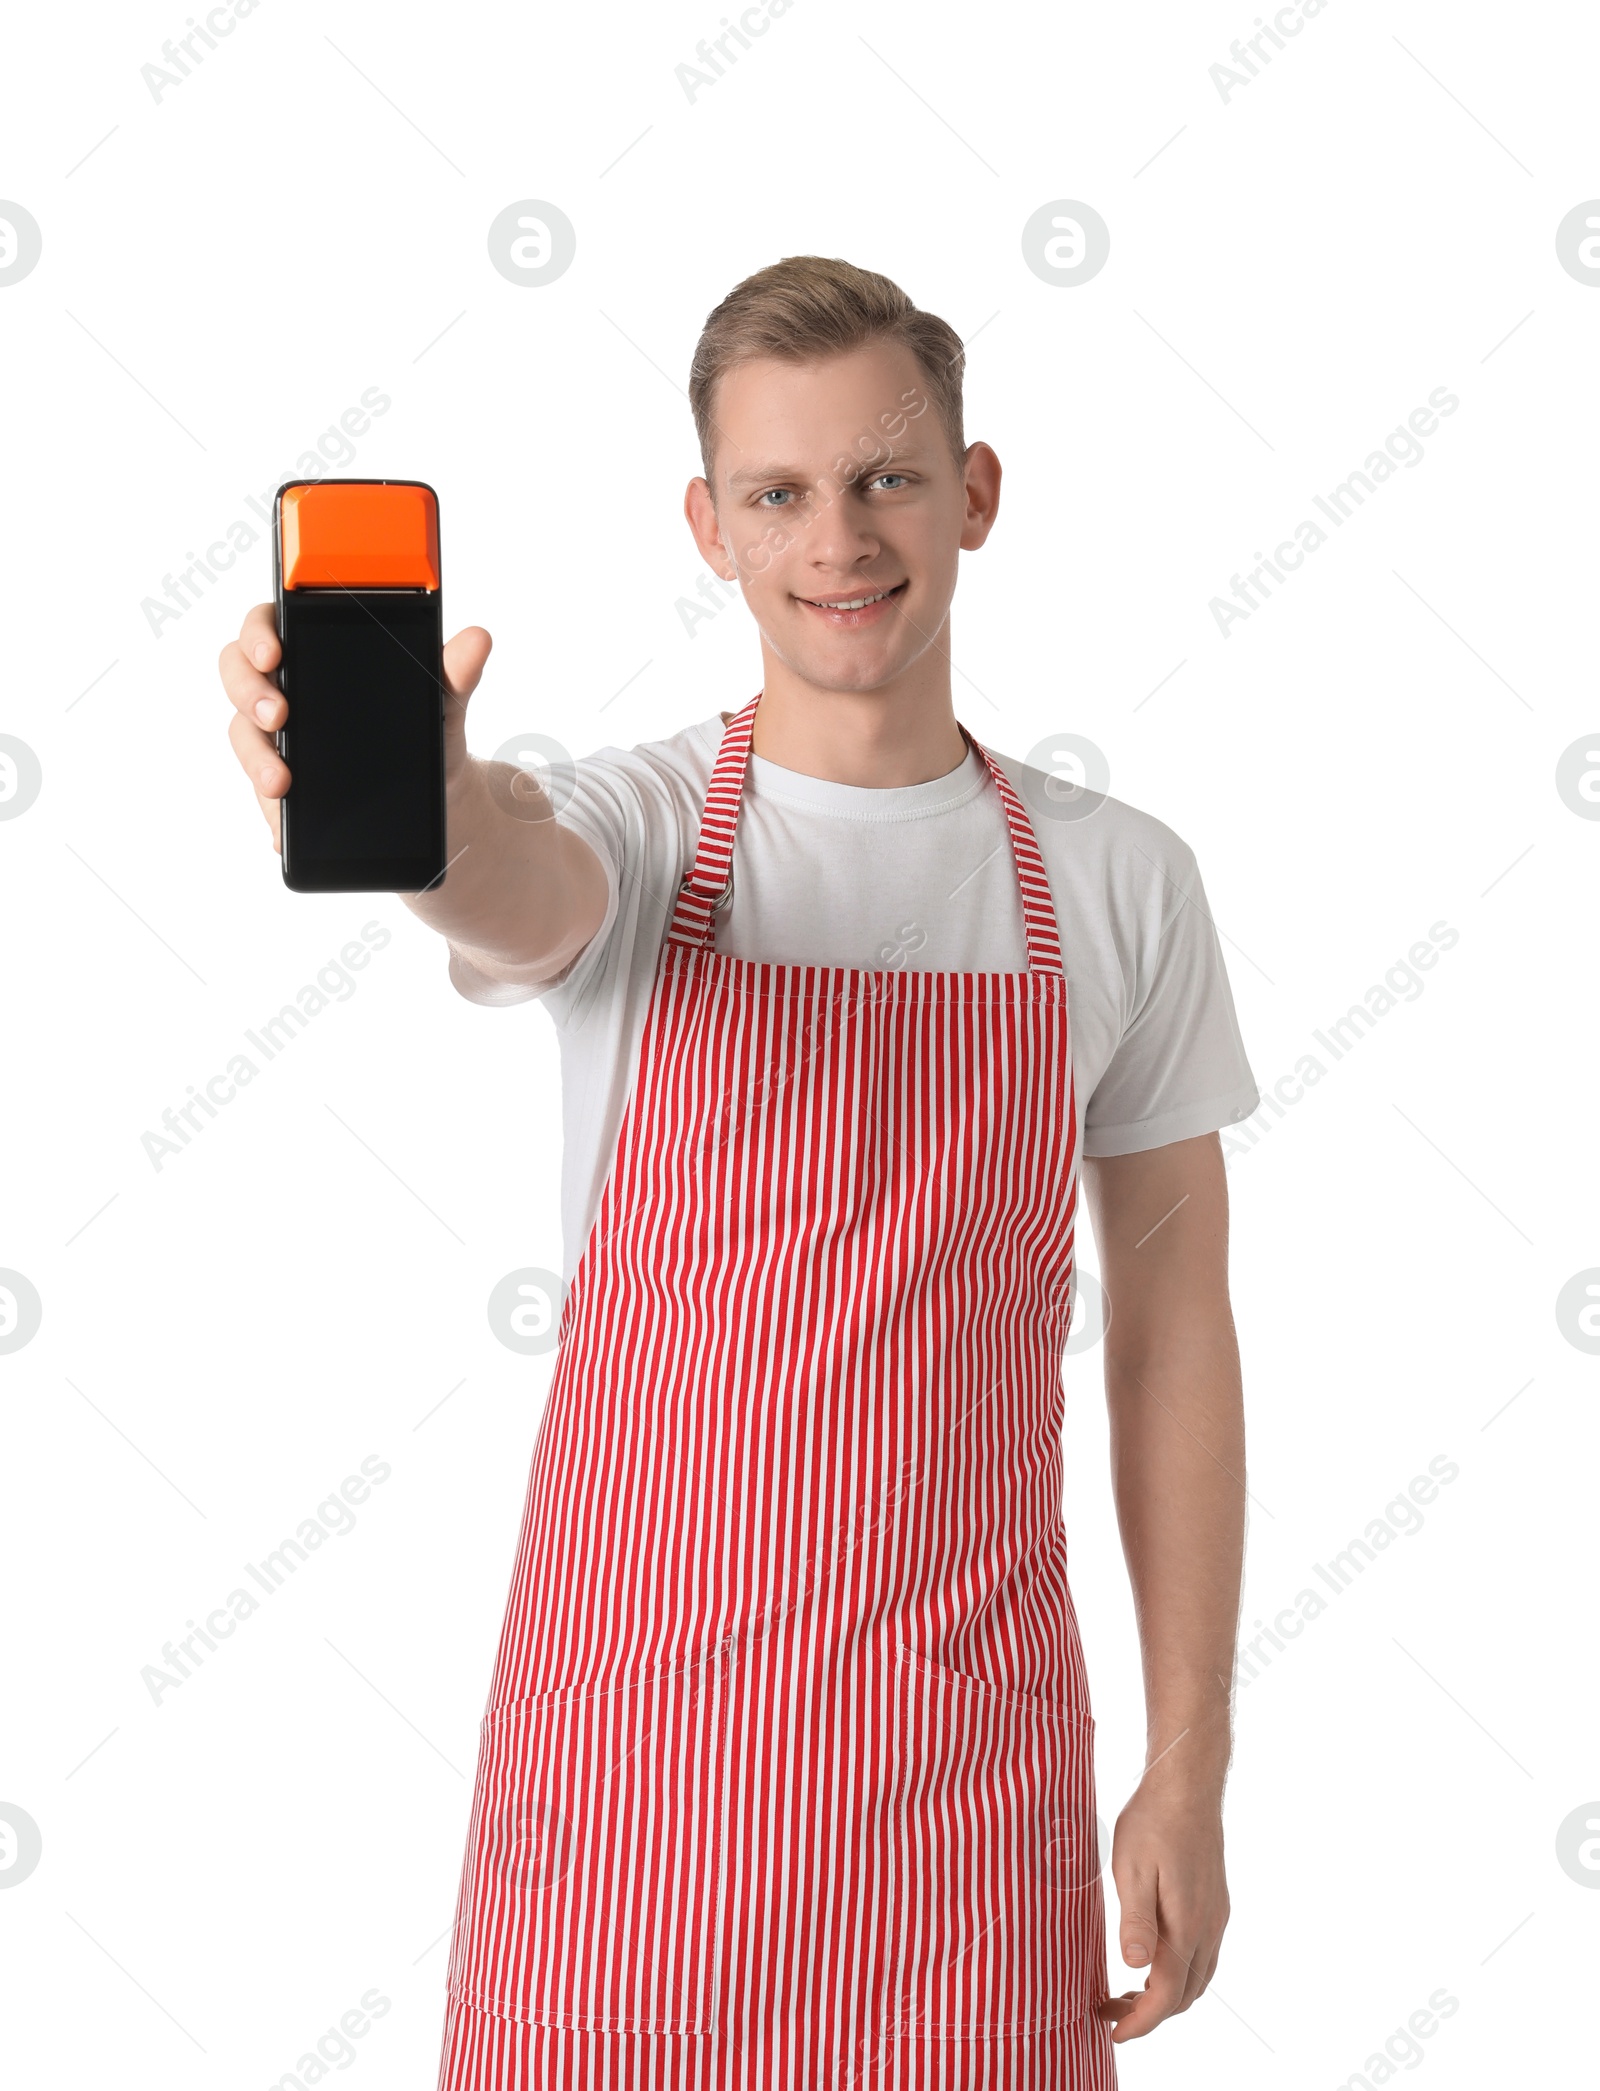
[1118, 1872, 1160, 1970]
[442, 624, 493, 720]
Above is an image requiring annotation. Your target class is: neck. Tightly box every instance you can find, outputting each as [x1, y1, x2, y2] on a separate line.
[747, 635, 967, 787]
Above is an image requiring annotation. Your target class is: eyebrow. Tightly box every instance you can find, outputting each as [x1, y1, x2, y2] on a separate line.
[723, 448, 929, 491]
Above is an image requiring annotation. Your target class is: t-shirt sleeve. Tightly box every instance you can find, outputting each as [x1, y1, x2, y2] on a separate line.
[517, 739, 698, 1025]
[1083, 842, 1261, 1157]
[519, 798, 623, 1008]
[516, 753, 644, 1018]
[444, 751, 632, 1014]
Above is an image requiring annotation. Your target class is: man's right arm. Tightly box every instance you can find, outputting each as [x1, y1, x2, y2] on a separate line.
[219, 601, 609, 992]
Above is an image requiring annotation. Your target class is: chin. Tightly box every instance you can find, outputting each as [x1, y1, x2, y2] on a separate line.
[798, 655, 905, 695]
[785, 631, 915, 691]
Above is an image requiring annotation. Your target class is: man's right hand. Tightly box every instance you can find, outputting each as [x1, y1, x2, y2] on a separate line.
[218, 601, 493, 855]
[218, 599, 607, 991]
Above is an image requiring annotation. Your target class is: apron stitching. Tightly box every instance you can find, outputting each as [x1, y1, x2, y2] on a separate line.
[703, 1632, 733, 2039]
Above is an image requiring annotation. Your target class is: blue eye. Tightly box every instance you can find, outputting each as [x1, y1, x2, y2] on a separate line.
[757, 489, 793, 507]
[871, 474, 908, 491]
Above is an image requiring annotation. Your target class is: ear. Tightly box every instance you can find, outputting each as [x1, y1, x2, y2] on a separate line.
[684, 476, 735, 579]
[959, 441, 1003, 551]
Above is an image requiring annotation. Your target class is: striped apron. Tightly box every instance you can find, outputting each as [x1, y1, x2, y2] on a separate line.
[439, 695, 1118, 2088]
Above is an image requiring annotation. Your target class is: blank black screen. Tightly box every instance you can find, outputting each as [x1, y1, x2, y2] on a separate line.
[281, 589, 444, 889]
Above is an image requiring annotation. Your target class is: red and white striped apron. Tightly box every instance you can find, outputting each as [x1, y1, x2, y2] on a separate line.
[439, 695, 1118, 2089]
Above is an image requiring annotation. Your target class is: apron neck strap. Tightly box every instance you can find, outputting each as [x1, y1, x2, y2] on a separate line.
[665, 694, 1066, 976]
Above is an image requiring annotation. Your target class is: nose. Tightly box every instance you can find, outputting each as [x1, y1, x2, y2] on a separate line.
[800, 491, 882, 580]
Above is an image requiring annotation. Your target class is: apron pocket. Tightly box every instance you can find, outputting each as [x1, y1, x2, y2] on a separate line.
[893, 1645, 1100, 2038]
[453, 1645, 729, 2035]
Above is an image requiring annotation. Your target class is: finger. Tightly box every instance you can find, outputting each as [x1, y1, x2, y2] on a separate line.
[442, 624, 492, 711]
[1117, 1869, 1160, 1975]
[227, 706, 289, 800]
[1190, 1927, 1224, 2005]
[1166, 1888, 1226, 2013]
[219, 640, 287, 730]
[1171, 1924, 1210, 2013]
[219, 607, 285, 728]
[1095, 1989, 1144, 2026]
[224, 711, 284, 850]
[241, 601, 280, 672]
[1103, 1984, 1163, 2044]
[1109, 1931, 1189, 2042]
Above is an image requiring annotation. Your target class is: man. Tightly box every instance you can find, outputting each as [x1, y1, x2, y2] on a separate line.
[221, 255, 1259, 2089]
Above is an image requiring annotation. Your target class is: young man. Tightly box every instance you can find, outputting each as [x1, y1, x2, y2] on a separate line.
[221, 257, 1259, 2089]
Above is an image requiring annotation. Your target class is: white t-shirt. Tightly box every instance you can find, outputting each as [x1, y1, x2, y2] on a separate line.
[452, 713, 1262, 1286]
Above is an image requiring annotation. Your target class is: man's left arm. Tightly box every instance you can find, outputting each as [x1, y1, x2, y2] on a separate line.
[1080, 1129, 1244, 2046]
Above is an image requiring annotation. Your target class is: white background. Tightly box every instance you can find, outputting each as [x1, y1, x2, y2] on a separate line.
[2, 0, 1596, 2084]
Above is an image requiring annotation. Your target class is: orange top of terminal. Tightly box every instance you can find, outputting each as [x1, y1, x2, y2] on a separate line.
[280, 481, 440, 589]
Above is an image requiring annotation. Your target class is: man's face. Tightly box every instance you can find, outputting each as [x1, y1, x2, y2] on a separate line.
[685, 340, 999, 697]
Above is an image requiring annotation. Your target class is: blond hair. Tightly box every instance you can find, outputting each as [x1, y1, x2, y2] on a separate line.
[688, 255, 966, 481]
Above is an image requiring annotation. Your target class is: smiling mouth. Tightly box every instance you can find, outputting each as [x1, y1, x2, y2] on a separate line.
[796, 582, 908, 611]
